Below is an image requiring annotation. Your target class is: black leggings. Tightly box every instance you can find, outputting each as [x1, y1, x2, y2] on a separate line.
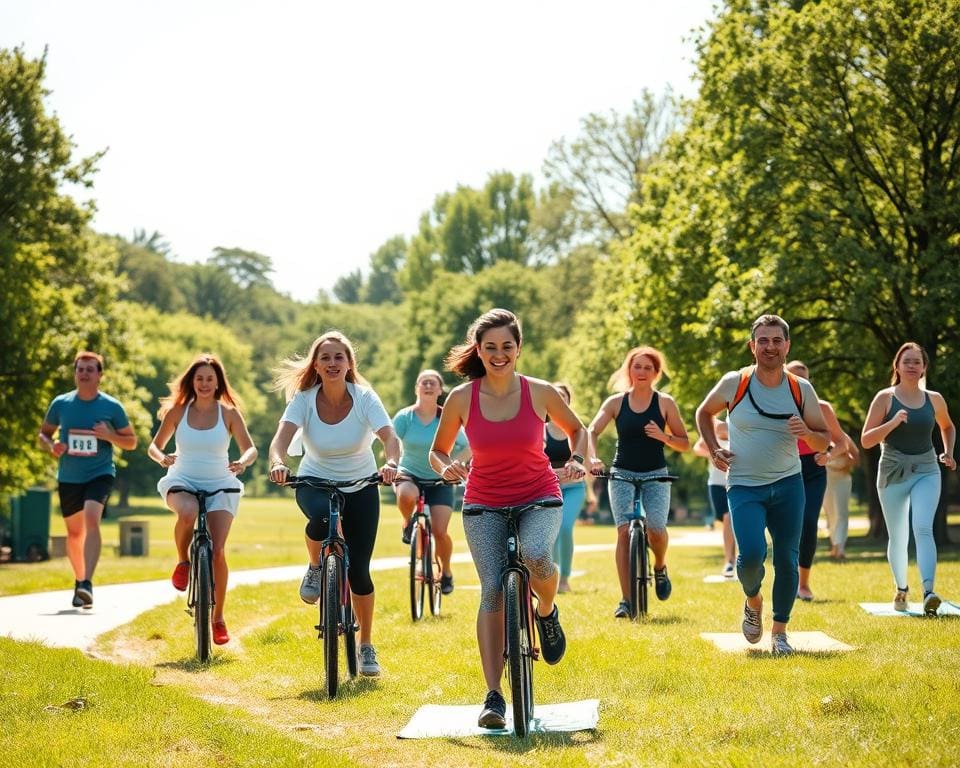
[295, 484, 380, 596]
[798, 454, 828, 569]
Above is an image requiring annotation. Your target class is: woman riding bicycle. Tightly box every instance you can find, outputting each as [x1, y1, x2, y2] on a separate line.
[148, 354, 258, 646]
[393, 369, 470, 595]
[587, 345, 690, 618]
[267, 331, 399, 677]
[429, 308, 587, 729]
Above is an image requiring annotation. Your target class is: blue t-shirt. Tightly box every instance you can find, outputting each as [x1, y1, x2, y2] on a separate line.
[393, 407, 468, 480]
[44, 391, 131, 483]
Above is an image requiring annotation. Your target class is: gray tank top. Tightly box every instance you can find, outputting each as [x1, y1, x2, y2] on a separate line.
[883, 393, 935, 455]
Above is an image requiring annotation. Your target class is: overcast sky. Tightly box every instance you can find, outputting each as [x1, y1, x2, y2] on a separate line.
[4, 1, 717, 301]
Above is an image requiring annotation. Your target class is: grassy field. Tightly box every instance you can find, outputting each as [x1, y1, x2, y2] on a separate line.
[2, 497, 958, 767]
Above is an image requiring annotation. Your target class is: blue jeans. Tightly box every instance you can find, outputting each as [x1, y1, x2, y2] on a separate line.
[552, 483, 586, 579]
[727, 473, 804, 624]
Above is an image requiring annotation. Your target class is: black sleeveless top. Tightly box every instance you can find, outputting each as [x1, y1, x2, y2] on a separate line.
[544, 428, 572, 469]
[612, 391, 667, 472]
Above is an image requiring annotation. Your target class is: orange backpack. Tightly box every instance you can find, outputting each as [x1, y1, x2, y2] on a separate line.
[728, 366, 803, 414]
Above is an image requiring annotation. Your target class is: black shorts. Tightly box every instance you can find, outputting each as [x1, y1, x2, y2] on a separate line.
[58, 475, 114, 518]
[397, 476, 455, 508]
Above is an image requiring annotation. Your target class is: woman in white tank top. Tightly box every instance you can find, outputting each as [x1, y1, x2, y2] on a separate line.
[148, 354, 257, 646]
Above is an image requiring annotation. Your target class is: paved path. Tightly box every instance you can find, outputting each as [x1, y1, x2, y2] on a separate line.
[0, 529, 724, 652]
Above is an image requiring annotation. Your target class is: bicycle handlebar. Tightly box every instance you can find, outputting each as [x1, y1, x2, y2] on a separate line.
[168, 486, 241, 499]
[591, 471, 678, 484]
[280, 473, 384, 490]
[394, 474, 459, 488]
[462, 497, 563, 517]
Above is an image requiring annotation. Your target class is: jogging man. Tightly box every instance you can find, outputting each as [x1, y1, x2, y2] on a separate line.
[39, 351, 137, 608]
[695, 315, 829, 655]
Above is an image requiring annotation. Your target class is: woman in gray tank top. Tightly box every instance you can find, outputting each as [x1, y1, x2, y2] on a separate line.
[861, 342, 956, 616]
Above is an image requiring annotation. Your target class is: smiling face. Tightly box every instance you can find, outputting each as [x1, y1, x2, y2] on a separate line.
[415, 371, 443, 400]
[750, 324, 790, 371]
[894, 345, 926, 384]
[192, 364, 219, 401]
[477, 325, 520, 377]
[313, 340, 352, 384]
[74, 357, 103, 391]
[628, 354, 660, 387]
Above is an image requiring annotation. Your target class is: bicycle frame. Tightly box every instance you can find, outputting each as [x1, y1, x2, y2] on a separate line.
[400, 475, 449, 620]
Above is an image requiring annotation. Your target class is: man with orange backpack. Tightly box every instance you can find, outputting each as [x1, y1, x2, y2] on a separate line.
[695, 315, 830, 656]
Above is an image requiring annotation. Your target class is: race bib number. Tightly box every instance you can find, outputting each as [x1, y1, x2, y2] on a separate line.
[67, 429, 98, 457]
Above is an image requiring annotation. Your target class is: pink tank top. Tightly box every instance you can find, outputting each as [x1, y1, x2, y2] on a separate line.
[464, 376, 561, 506]
[797, 438, 816, 456]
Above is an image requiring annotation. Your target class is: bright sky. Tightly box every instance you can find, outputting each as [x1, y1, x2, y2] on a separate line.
[4, 1, 716, 301]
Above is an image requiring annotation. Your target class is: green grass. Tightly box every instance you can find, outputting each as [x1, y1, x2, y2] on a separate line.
[4, 522, 958, 767]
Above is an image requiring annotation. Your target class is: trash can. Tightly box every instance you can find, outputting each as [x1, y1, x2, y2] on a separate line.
[9, 488, 51, 562]
[119, 519, 149, 556]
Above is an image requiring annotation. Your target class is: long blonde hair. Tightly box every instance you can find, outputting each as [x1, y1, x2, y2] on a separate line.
[273, 331, 370, 400]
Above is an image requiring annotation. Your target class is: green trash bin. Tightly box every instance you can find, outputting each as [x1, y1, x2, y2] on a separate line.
[9, 488, 51, 562]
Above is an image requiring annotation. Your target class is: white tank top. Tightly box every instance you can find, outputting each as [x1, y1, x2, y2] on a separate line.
[170, 404, 233, 483]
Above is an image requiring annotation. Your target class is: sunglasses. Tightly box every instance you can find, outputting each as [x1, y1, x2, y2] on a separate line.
[746, 383, 796, 420]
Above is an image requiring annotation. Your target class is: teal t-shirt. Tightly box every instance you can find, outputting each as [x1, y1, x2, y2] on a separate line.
[44, 391, 130, 483]
[393, 407, 468, 480]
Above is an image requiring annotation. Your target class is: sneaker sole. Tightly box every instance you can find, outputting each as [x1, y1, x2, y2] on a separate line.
[359, 668, 382, 677]
[924, 596, 941, 616]
[299, 595, 320, 605]
[478, 713, 506, 729]
[76, 588, 93, 608]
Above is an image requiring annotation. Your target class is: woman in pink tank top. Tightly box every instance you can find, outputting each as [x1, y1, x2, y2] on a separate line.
[429, 308, 588, 729]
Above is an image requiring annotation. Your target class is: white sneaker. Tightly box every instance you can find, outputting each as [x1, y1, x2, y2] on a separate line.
[771, 632, 794, 657]
[358, 643, 381, 677]
[299, 565, 322, 604]
[722, 562, 735, 579]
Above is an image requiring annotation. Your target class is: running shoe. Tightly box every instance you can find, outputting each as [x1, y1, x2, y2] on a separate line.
[172, 561, 190, 592]
[654, 566, 672, 601]
[478, 690, 507, 729]
[299, 565, 322, 604]
[771, 632, 794, 657]
[401, 519, 414, 545]
[742, 600, 762, 644]
[722, 562, 735, 579]
[614, 599, 630, 619]
[440, 574, 454, 595]
[893, 587, 909, 612]
[923, 591, 942, 617]
[535, 605, 566, 664]
[72, 581, 84, 608]
[76, 580, 93, 609]
[358, 643, 381, 677]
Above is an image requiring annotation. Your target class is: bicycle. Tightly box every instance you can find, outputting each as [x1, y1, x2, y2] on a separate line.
[462, 497, 563, 738]
[594, 471, 677, 620]
[168, 485, 241, 662]
[280, 473, 382, 699]
[399, 475, 453, 621]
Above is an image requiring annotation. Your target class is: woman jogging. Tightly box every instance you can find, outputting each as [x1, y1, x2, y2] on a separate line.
[267, 331, 400, 675]
[587, 346, 690, 617]
[429, 308, 587, 729]
[861, 342, 956, 616]
[149, 354, 257, 645]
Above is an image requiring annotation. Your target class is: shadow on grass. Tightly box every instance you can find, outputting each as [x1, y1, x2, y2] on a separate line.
[443, 728, 599, 752]
[292, 676, 380, 703]
[636, 614, 690, 626]
[157, 654, 236, 672]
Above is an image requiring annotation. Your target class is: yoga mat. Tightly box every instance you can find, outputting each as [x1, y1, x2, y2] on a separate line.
[397, 699, 600, 739]
[859, 601, 960, 618]
[700, 631, 854, 654]
[703, 574, 737, 584]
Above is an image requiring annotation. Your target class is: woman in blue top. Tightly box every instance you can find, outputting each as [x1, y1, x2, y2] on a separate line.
[393, 369, 470, 594]
[861, 342, 956, 616]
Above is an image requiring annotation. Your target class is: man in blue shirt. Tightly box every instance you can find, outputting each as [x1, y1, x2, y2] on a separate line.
[39, 352, 137, 608]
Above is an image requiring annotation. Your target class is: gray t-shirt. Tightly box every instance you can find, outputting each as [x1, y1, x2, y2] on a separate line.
[718, 370, 819, 487]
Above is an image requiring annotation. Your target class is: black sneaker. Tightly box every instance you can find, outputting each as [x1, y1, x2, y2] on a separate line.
[440, 574, 454, 595]
[535, 605, 566, 664]
[401, 519, 414, 545]
[71, 581, 84, 608]
[477, 689, 506, 729]
[654, 566, 672, 601]
[614, 599, 630, 619]
[76, 580, 93, 609]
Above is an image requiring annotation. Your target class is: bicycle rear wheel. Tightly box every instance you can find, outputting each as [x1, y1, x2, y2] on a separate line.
[409, 521, 425, 621]
[345, 597, 358, 678]
[323, 555, 340, 698]
[505, 570, 533, 737]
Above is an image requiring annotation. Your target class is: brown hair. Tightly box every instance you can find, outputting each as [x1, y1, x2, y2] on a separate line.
[890, 342, 928, 385]
[159, 353, 243, 418]
[273, 331, 369, 400]
[445, 308, 522, 380]
[608, 346, 666, 392]
[751, 314, 790, 340]
[74, 351, 104, 372]
[552, 381, 572, 403]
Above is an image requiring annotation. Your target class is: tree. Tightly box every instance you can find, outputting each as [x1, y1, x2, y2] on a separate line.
[543, 90, 677, 242]
[333, 269, 364, 303]
[210, 246, 274, 289]
[362, 235, 405, 304]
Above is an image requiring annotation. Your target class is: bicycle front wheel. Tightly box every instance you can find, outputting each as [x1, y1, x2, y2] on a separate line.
[409, 521, 425, 621]
[629, 523, 649, 619]
[194, 544, 213, 662]
[323, 555, 340, 698]
[505, 570, 533, 737]
[426, 525, 441, 617]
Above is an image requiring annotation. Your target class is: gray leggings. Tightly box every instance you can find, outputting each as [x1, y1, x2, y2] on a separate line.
[463, 505, 561, 612]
